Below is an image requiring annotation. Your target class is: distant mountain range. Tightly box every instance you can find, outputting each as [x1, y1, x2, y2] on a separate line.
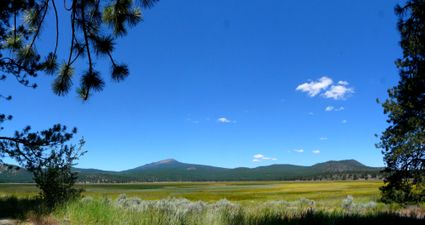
[0, 159, 383, 183]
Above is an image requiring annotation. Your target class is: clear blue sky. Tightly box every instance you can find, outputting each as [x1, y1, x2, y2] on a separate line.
[3, 0, 402, 171]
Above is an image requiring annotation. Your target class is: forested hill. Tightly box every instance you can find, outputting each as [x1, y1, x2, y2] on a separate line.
[0, 159, 382, 183]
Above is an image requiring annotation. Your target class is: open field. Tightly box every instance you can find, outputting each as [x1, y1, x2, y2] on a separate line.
[1, 180, 424, 225]
[0, 180, 383, 203]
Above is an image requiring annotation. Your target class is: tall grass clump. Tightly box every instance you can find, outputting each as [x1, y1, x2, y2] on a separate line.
[52, 195, 425, 225]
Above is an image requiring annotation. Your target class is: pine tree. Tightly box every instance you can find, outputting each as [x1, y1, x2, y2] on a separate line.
[378, 0, 425, 203]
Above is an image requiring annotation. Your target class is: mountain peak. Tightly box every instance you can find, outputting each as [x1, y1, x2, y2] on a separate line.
[124, 159, 182, 172]
[157, 159, 178, 164]
[311, 159, 370, 172]
[145, 158, 180, 167]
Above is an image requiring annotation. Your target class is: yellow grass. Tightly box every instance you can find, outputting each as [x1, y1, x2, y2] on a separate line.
[0, 180, 383, 204]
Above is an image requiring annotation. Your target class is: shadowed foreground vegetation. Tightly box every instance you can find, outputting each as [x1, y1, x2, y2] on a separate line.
[0, 195, 424, 225]
[52, 195, 424, 225]
[0, 196, 41, 220]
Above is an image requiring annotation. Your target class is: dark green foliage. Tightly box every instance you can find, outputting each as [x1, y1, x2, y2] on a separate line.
[1, 0, 158, 99]
[35, 167, 82, 208]
[103, 0, 143, 36]
[112, 64, 129, 81]
[52, 63, 74, 96]
[0, 125, 86, 208]
[378, 0, 425, 203]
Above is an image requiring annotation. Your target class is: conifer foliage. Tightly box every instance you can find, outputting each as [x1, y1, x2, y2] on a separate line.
[378, 0, 425, 203]
[0, 0, 158, 207]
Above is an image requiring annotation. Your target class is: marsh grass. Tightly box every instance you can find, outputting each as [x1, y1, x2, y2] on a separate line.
[1, 181, 424, 224]
[0, 180, 383, 201]
[51, 195, 424, 225]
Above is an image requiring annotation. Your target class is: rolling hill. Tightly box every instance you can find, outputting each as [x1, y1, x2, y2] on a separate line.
[0, 159, 382, 183]
[0, 164, 32, 183]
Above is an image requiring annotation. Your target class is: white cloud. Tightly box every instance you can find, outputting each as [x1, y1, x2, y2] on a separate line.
[342, 119, 348, 124]
[308, 112, 314, 116]
[217, 117, 233, 123]
[296, 77, 354, 100]
[325, 106, 344, 112]
[312, 150, 321, 154]
[325, 106, 334, 111]
[294, 149, 304, 153]
[319, 137, 328, 141]
[323, 82, 354, 100]
[296, 76, 333, 97]
[253, 154, 264, 159]
[252, 154, 277, 162]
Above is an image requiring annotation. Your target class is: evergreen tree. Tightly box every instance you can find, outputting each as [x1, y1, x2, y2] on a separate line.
[378, 0, 425, 203]
[0, 0, 158, 207]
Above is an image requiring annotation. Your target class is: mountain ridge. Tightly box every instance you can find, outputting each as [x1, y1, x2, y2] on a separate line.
[64, 158, 376, 172]
[0, 159, 383, 183]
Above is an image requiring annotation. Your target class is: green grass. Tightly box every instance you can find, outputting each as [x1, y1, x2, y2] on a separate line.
[1, 180, 424, 224]
[50, 196, 423, 225]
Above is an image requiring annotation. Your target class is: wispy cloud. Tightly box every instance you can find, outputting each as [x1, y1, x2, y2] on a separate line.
[319, 137, 328, 141]
[325, 106, 334, 112]
[342, 119, 348, 124]
[296, 76, 333, 97]
[293, 149, 304, 153]
[217, 117, 234, 124]
[323, 81, 354, 100]
[252, 154, 277, 162]
[296, 77, 354, 100]
[312, 150, 321, 154]
[325, 106, 345, 112]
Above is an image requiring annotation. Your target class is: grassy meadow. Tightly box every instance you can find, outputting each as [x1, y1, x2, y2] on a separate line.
[0, 180, 383, 202]
[1, 180, 424, 224]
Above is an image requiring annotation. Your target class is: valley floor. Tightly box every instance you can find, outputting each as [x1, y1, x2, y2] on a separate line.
[1, 180, 382, 203]
[0, 180, 424, 225]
